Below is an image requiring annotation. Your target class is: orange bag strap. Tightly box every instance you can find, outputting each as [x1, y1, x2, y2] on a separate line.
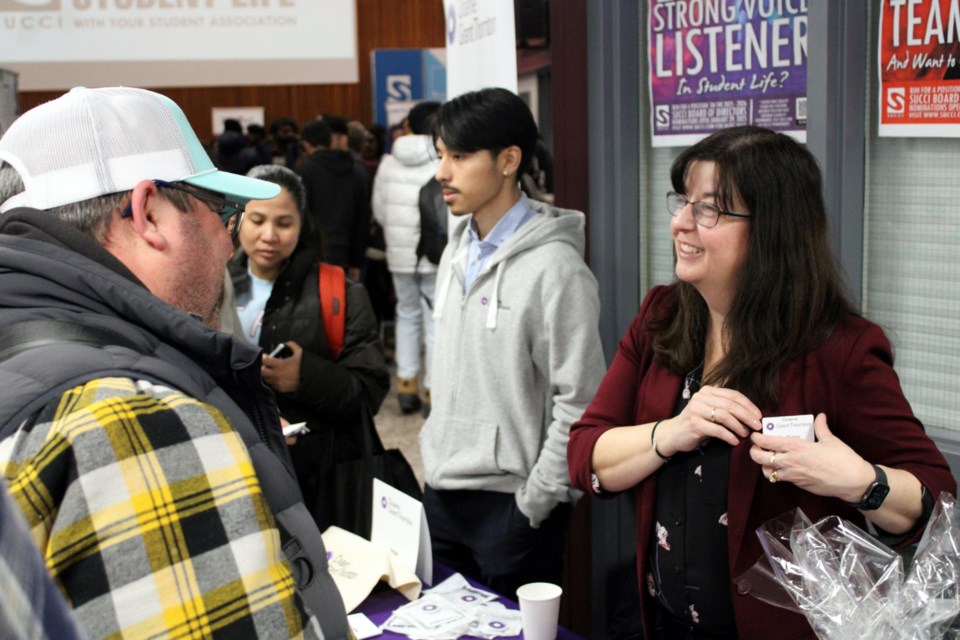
[318, 262, 346, 358]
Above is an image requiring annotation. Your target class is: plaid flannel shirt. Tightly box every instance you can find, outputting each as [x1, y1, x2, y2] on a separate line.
[0, 476, 86, 640]
[0, 377, 323, 640]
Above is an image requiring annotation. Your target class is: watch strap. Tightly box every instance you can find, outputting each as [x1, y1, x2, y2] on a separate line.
[850, 464, 890, 511]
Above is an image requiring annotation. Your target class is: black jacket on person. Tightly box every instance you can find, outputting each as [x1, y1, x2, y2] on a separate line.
[0, 209, 349, 639]
[214, 131, 262, 176]
[229, 245, 389, 529]
[296, 149, 371, 271]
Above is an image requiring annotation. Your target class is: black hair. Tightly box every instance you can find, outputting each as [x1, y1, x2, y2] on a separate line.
[245, 164, 324, 259]
[301, 119, 332, 148]
[434, 88, 538, 177]
[223, 118, 242, 133]
[365, 124, 386, 159]
[322, 114, 349, 135]
[650, 125, 857, 409]
[407, 101, 441, 135]
[267, 117, 298, 135]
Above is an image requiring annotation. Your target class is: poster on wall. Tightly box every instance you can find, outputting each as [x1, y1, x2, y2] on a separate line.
[211, 107, 265, 137]
[0, 1, 357, 91]
[878, 0, 960, 137]
[443, 0, 517, 99]
[648, 0, 808, 148]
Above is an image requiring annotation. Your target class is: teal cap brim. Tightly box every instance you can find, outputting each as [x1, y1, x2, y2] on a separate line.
[185, 170, 280, 205]
[151, 90, 280, 205]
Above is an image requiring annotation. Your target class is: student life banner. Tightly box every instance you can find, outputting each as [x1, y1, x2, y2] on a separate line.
[649, 0, 808, 147]
[879, 0, 960, 137]
[0, 0, 357, 91]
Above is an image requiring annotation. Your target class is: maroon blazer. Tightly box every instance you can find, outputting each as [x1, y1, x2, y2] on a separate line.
[568, 285, 956, 640]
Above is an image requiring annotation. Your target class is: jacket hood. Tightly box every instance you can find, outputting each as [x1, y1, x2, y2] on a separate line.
[391, 134, 436, 168]
[449, 198, 586, 266]
[0, 209, 258, 377]
[435, 198, 588, 331]
[310, 149, 356, 175]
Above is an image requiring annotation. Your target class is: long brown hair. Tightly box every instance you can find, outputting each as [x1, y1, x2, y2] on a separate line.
[651, 126, 857, 408]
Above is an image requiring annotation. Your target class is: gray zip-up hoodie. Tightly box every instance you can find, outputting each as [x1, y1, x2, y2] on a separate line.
[419, 198, 606, 527]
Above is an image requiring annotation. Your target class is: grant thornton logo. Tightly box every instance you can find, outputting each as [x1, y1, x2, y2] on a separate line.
[446, 3, 456, 44]
[0, 0, 60, 10]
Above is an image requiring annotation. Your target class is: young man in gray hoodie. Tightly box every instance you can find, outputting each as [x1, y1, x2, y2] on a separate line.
[419, 87, 606, 597]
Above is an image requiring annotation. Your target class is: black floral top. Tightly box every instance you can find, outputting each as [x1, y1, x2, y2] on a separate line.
[646, 365, 738, 638]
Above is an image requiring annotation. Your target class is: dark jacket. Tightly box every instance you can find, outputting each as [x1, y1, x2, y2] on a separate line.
[568, 284, 957, 640]
[297, 148, 371, 270]
[229, 246, 389, 528]
[0, 209, 349, 639]
[214, 131, 261, 176]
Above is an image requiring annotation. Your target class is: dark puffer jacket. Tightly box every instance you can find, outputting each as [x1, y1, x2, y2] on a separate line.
[296, 149, 371, 271]
[0, 209, 350, 639]
[229, 246, 389, 529]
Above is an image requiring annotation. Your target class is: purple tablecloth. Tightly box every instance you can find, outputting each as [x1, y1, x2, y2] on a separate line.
[354, 562, 584, 639]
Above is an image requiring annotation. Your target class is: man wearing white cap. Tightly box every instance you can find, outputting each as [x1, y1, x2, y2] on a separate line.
[0, 87, 349, 639]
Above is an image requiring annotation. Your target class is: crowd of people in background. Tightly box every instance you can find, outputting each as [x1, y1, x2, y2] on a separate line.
[205, 108, 556, 418]
[2, 83, 953, 640]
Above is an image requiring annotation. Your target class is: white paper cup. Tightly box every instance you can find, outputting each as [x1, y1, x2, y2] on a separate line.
[516, 582, 562, 640]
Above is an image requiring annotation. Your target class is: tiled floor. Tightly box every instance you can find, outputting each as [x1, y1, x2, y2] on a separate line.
[373, 366, 427, 487]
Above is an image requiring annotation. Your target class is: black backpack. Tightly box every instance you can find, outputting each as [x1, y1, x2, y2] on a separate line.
[415, 177, 448, 265]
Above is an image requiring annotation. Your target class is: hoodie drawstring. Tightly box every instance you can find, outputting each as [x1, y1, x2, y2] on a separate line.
[485, 261, 504, 329]
[433, 244, 463, 321]
[433, 248, 503, 331]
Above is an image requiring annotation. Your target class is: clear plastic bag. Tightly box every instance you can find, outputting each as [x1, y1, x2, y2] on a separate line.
[736, 493, 960, 639]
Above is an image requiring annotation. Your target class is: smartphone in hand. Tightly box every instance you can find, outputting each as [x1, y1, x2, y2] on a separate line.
[268, 343, 294, 359]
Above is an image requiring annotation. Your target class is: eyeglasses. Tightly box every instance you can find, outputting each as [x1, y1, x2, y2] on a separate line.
[122, 179, 245, 241]
[666, 191, 750, 228]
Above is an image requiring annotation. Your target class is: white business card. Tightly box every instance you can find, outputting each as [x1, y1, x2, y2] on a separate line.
[347, 612, 381, 639]
[282, 422, 309, 437]
[762, 414, 814, 441]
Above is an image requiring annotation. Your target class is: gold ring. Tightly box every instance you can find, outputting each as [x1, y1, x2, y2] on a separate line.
[769, 470, 779, 483]
[710, 407, 717, 423]
[770, 453, 777, 468]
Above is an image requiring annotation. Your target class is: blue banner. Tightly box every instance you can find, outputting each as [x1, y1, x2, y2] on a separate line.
[372, 49, 425, 128]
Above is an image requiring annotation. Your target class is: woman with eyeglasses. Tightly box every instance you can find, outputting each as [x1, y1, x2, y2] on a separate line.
[226, 164, 389, 531]
[567, 126, 955, 639]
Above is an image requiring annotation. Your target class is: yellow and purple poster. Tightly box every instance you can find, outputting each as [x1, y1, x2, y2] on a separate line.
[879, 0, 960, 137]
[649, 0, 808, 147]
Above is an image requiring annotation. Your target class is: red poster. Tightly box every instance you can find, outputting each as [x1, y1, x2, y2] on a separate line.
[879, 0, 960, 136]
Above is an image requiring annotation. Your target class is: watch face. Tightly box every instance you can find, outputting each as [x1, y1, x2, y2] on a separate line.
[865, 483, 891, 510]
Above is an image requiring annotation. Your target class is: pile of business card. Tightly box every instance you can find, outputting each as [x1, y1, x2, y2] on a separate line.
[381, 573, 523, 639]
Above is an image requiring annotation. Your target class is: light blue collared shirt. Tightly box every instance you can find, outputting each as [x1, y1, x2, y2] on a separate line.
[464, 192, 534, 291]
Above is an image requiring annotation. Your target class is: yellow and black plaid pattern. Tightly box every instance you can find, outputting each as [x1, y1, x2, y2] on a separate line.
[1, 377, 322, 640]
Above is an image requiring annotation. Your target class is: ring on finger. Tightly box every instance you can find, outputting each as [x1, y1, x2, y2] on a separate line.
[770, 452, 777, 468]
[710, 407, 717, 423]
[769, 469, 779, 484]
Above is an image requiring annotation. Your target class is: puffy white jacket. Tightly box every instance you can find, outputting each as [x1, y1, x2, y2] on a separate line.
[372, 134, 439, 274]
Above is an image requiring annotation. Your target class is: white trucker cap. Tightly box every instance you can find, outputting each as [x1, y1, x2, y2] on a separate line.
[0, 86, 279, 213]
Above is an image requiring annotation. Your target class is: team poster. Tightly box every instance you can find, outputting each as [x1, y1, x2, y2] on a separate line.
[649, 0, 808, 147]
[879, 0, 960, 137]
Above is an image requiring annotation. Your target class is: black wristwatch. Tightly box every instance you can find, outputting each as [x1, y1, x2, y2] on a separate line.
[849, 464, 890, 511]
